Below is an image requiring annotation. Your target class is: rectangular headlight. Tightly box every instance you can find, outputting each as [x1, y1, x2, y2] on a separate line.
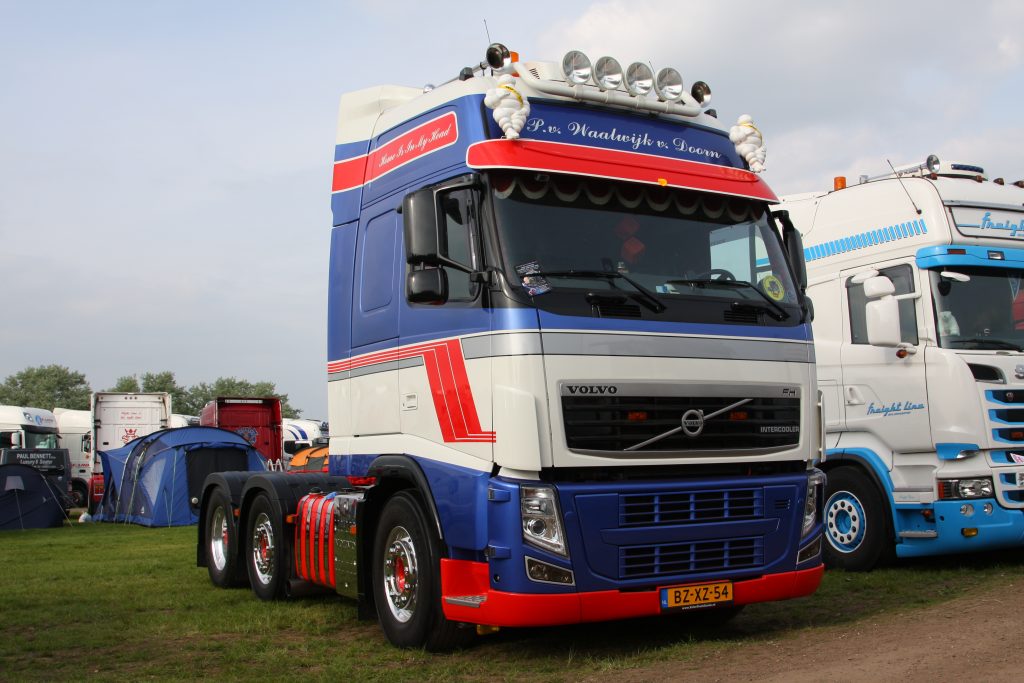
[802, 469, 826, 538]
[521, 485, 568, 556]
[937, 478, 994, 500]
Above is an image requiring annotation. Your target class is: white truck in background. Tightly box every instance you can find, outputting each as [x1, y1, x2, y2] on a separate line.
[92, 392, 172, 451]
[54, 408, 93, 507]
[777, 156, 1024, 570]
[281, 418, 327, 460]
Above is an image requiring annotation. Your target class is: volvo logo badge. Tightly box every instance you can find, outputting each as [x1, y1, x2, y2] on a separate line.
[1015, 365, 1024, 380]
[680, 409, 705, 437]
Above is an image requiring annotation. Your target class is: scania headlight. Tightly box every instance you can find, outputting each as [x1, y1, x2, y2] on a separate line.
[802, 469, 826, 538]
[938, 478, 994, 500]
[521, 485, 567, 556]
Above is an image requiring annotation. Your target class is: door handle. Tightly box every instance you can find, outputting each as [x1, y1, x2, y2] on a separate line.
[844, 386, 865, 406]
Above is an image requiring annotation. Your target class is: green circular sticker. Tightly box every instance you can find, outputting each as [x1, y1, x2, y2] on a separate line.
[760, 275, 786, 301]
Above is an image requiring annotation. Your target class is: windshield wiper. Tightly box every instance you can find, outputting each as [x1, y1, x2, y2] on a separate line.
[666, 279, 789, 321]
[531, 270, 666, 313]
[949, 338, 1023, 351]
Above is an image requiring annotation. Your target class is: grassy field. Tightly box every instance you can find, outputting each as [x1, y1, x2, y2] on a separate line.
[1, 521, 1022, 681]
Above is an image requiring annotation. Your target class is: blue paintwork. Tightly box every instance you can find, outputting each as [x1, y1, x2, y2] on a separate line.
[827, 447, 1024, 557]
[329, 452, 819, 593]
[936, 442, 980, 460]
[916, 245, 1024, 270]
[896, 499, 1024, 558]
[804, 219, 929, 263]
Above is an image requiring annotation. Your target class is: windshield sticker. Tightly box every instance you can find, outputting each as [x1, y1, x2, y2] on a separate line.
[515, 261, 552, 296]
[759, 275, 786, 301]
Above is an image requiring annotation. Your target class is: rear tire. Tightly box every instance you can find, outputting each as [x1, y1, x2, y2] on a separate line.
[245, 493, 287, 600]
[372, 491, 473, 651]
[70, 481, 88, 509]
[206, 489, 242, 587]
[823, 468, 891, 571]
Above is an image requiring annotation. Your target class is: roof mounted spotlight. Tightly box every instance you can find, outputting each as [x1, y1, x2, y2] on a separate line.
[486, 43, 512, 70]
[562, 50, 592, 85]
[593, 56, 623, 91]
[691, 81, 712, 106]
[654, 67, 684, 101]
[925, 154, 940, 173]
[625, 62, 654, 97]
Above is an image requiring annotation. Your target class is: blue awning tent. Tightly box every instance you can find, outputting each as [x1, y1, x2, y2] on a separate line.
[95, 426, 266, 527]
[0, 462, 66, 531]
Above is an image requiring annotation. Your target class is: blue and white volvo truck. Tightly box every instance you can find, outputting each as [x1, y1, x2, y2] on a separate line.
[198, 44, 824, 650]
[778, 157, 1024, 570]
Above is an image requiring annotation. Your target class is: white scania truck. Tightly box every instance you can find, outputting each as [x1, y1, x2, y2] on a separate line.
[777, 157, 1024, 569]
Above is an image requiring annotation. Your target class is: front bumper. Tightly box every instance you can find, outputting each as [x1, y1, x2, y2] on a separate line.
[440, 558, 824, 627]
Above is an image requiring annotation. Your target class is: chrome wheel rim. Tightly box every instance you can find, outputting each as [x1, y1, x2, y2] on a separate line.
[825, 491, 866, 553]
[210, 506, 229, 571]
[251, 512, 275, 585]
[382, 525, 418, 623]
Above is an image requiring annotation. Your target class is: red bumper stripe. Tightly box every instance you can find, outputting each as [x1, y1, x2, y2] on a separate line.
[440, 558, 823, 627]
[466, 139, 778, 202]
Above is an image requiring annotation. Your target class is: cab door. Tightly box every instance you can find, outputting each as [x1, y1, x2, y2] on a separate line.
[838, 261, 931, 453]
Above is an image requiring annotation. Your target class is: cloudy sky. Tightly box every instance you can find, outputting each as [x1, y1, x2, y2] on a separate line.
[1, 1, 1020, 418]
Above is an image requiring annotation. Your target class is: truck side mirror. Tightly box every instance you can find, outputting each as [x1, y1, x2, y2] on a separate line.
[10, 432, 22, 448]
[863, 275, 901, 347]
[775, 210, 808, 293]
[403, 189, 442, 265]
[408, 268, 449, 305]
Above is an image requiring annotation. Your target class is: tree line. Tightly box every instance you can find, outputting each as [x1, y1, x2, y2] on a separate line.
[0, 365, 301, 418]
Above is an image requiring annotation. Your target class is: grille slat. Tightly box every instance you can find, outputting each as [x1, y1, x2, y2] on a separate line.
[620, 538, 763, 578]
[563, 394, 800, 452]
[620, 489, 762, 526]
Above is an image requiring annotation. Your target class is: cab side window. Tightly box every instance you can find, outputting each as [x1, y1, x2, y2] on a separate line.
[847, 264, 918, 345]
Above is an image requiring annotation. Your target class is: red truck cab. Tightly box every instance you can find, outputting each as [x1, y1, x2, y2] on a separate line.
[199, 398, 282, 463]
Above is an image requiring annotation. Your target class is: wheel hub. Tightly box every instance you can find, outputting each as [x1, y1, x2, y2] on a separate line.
[382, 525, 418, 623]
[210, 507, 228, 571]
[825, 491, 866, 553]
[251, 513, 276, 585]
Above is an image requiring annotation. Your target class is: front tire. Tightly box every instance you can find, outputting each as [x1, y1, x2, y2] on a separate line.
[245, 493, 287, 600]
[823, 468, 890, 571]
[206, 489, 242, 587]
[372, 491, 472, 651]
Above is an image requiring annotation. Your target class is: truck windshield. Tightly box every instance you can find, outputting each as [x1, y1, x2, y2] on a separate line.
[488, 171, 800, 325]
[930, 267, 1024, 351]
[24, 431, 58, 449]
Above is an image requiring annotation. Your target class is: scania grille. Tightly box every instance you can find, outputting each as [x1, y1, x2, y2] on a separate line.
[562, 395, 800, 452]
[621, 537, 763, 578]
[620, 489, 762, 526]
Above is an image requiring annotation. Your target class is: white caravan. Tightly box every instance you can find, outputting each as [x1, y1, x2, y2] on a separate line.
[92, 392, 172, 451]
[777, 157, 1024, 569]
[54, 408, 93, 507]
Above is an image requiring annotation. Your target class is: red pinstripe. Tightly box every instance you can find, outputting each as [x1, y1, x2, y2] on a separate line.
[327, 338, 495, 444]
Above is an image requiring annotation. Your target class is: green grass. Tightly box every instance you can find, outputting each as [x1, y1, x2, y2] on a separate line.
[1, 522, 1021, 681]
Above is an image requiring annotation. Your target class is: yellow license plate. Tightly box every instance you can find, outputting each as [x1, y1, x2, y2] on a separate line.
[660, 581, 734, 611]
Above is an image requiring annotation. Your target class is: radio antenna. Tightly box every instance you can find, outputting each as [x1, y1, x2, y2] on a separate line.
[484, 19, 492, 44]
[887, 159, 923, 215]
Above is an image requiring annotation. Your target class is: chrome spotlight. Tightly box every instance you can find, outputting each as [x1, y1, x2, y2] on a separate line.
[562, 50, 592, 85]
[625, 62, 653, 97]
[691, 81, 712, 106]
[654, 67, 684, 101]
[486, 43, 512, 70]
[594, 56, 623, 91]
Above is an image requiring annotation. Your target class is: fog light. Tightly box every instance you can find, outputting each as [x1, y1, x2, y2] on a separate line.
[984, 503, 994, 514]
[654, 67, 684, 101]
[525, 557, 575, 585]
[625, 62, 654, 96]
[960, 503, 975, 516]
[962, 527, 979, 537]
[562, 50, 592, 85]
[797, 535, 822, 564]
[594, 56, 623, 90]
